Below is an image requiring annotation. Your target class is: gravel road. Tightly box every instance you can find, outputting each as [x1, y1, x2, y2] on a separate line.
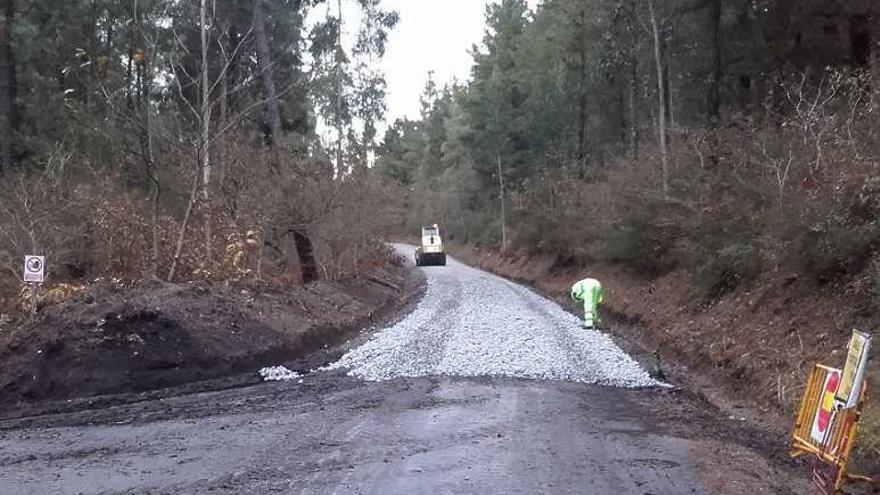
[0, 246, 812, 494]
[332, 245, 659, 387]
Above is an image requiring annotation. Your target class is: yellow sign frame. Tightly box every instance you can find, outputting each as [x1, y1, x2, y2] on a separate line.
[790, 364, 873, 493]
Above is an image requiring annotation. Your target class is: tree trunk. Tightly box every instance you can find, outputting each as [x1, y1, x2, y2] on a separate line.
[577, 92, 588, 164]
[252, 0, 319, 284]
[142, 76, 160, 279]
[629, 57, 639, 159]
[253, 0, 282, 146]
[664, 49, 674, 137]
[617, 74, 627, 145]
[707, 0, 722, 167]
[226, 25, 241, 117]
[219, 54, 228, 123]
[135, 0, 160, 277]
[575, 6, 587, 166]
[335, 0, 344, 174]
[292, 229, 318, 283]
[648, 0, 669, 198]
[708, 0, 722, 122]
[497, 153, 507, 251]
[0, 0, 16, 174]
[200, 0, 213, 263]
[168, 164, 202, 282]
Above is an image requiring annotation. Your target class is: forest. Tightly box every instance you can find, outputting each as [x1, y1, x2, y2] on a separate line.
[375, 0, 880, 458]
[381, 0, 879, 300]
[1, 0, 876, 310]
[0, 0, 401, 307]
[0, 0, 878, 461]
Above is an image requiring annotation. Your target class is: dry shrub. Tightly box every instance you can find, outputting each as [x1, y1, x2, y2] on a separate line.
[311, 169, 404, 280]
[477, 69, 880, 302]
[216, 144, 398, 284]
[860, 363, 880, 461]
[0, 167, 171, 311]
[0, 137, 399, 317]
[16, 283, 87, 314]
[0, 161, 96, 311]
[508, 153, 668, 266]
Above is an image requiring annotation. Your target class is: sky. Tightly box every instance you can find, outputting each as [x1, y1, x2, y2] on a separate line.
[308, 1, 537, 142]
[377, 0, 496, 123]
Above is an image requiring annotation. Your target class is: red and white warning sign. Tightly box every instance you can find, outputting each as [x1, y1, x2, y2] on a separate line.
[810, 368, 841, 445]
[23, 255, 45, 283]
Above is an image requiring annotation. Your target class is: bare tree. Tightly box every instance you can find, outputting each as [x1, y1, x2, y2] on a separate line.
[200, 0, 214, 262]
[648, 0, 669, 198]
[252, 0, 319, 283]
[168, 9, 255, 282]
[133, 0, 161, 277]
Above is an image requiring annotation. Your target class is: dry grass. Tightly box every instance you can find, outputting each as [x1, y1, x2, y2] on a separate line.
[0, 144, 398, 317]
[857, 367, 880, 460]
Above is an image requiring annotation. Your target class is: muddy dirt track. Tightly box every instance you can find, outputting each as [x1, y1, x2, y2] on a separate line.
[0, 246, 814, 494]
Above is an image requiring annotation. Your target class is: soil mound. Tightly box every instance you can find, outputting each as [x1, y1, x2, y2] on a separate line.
[0, 262, 408, 407]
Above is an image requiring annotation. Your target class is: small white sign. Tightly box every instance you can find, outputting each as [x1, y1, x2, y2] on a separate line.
[837, 331, 872, 409]
[23, 255, 45, 283]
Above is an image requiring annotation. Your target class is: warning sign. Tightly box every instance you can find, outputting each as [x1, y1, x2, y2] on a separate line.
[23, 255, 45, 283]
[837, 330, 872, 409]
[810, 368, 841, 445]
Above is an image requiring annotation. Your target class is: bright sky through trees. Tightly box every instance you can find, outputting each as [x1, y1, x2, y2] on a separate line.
[378, 0, 502, 122]
[310, 0, 537, 128]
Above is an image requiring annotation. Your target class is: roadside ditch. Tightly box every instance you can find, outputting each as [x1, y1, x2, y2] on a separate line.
[0, 251, 425, 420]
[448, 243, 880, 482]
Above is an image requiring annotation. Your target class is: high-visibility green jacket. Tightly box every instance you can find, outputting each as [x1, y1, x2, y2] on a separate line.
[571, 278, 603, 309]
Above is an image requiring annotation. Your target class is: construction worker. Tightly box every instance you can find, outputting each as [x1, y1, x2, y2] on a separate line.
[571, 278, 603, 329]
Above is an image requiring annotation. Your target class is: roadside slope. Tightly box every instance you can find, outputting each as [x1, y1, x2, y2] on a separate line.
[0, 253, 414, 412]
[450, 244, 880, 478]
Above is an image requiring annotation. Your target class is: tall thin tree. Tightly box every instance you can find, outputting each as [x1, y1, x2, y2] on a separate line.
[253, 0, 282, 145]
[0, 0, 16, 174]
[335, 0, 344, 173]
[253, 0, 319, 283]
[200, 0, 213, 261]
[648, 0, 669, 198]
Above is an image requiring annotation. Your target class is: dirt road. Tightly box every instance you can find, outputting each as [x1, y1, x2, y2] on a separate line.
[0, 246, 810, 494]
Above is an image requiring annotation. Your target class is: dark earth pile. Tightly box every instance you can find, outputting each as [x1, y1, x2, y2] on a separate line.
[0, 261, 409, 409]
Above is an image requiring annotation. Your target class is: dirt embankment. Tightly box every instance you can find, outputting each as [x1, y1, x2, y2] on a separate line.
[450, 244, 880, 478]
[0, 255, 416, 412]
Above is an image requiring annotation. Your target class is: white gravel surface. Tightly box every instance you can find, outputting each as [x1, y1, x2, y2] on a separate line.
[330, 245, 661, 388]
[259, 366, 302, 382]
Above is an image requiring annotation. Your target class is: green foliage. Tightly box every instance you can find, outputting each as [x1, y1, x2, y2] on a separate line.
[375, 119, 423, 185]
[689, 213, 762, 299]
[376, 0, 880, 301]
[791, 209, 877, 282]
[599, 201, 676, 275]
[511, 210, 567, 256]
[692, 242, 761, 300]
